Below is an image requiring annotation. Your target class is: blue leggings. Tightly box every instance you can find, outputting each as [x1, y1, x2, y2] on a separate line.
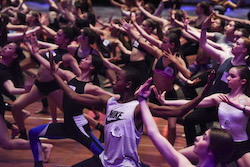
[29, 123, 104, 162]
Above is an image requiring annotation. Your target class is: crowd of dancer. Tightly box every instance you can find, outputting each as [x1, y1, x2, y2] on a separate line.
[0, 0, 250, 166]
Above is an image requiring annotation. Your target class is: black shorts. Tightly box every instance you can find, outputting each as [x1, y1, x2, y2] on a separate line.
[226, 139, 250, 163]
[35, 80, 60, 96]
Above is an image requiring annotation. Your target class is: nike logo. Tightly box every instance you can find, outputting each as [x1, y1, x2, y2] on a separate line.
[105, 110, 124, 125]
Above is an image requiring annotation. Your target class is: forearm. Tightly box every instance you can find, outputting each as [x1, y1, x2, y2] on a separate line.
[52, 72, 104, 106]
[133, 21, 161, 48]
[153, 1, 165, 16]
[139, 98, 161, 136]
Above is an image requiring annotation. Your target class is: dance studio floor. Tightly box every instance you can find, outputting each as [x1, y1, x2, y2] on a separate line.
[2, 99, 186, 167]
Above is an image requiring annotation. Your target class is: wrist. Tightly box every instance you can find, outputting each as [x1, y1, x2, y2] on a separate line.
[137, 36, 142, 42]
[138, 94, 147, 101]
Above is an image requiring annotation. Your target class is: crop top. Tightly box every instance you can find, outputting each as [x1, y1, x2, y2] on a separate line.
[154, 56, 177, 79]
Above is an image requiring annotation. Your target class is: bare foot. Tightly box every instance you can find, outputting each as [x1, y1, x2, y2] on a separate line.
[11, 124, 20, 139]
[42, 143, 53, 163]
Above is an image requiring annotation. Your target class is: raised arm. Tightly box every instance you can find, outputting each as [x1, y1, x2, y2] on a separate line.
[123, 20, 162, 58]
[215, 12, 250, 25]
[132, 19, 162, 49]
[136, 0, 169, 26]
[200, 12, 229, 64]
[137, 79, 192, 166]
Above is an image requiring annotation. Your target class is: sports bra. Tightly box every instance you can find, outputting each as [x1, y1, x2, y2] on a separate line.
[154, 56, 177, 79]
[132, 40, 147, 53]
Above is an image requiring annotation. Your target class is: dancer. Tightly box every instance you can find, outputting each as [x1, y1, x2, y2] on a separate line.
[26, 38, 121, 166]
[137, 77, 234, 167]
[156, 65, 250, 166]
[50, 52, 217, 166]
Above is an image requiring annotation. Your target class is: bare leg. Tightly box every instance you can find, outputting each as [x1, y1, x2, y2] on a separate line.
[48, 97, 58, 123]
[42, 143, 53, 163]
[167, 117, 177, 145]
[12, 86, 44, 133]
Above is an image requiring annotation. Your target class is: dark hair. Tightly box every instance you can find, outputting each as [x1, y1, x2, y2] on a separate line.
[88, 13, 96, 26]
[30, 11, 40, 25]
[91, 54, 103, 86]
[61, 26, 79, 44]
[248, 11, 250, 21]
[144, 3, 155, 14]
[0, 13, 10, 25]
[234, 65, 250, 96]
[17, 12, 26, 25]
[199, 1, 211, 16]
[167, 27, 182, 39]
[242, 37, 250, 57]
[10, 44, 25, 87]
[175, 9, 185, 21]
[122, 66, 141, 93]
[166, 32, 180, 52]
[209, 127, 234, 163]
[146, 19, 163, 40]
[0, 19, 8, 47]
[236, 28, 250, 38]
[75, 18, 89, 29]
[82, 27, 110, 55]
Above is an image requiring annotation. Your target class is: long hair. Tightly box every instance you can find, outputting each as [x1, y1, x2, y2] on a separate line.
[82, 27, 110, 56]
[234, 65, 250, 96]
[91, 54, 103, 86]
[0, 18, 8, 47]
[209, 127, 234, 164]
[166, 33, 181, 52]
[146, 19, 163, 40]
[10, 44, 25, 87]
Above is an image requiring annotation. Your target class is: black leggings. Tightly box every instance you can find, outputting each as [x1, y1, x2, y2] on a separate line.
[184, 106, 218, 146]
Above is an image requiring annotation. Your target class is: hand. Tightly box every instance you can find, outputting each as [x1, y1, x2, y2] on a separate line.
[186, 78, 201, 85]
[202, 11, 215, 30]
[120, 19, 132, 32]
[49, 51, 62, 74]
[153, 87, 166, 105]
[201, 70, 216, 96]
[134, 77, 153, 99]
[24, 76, 35, 92]
[136, 0, 143, 7]
[163, 49, 178, 63]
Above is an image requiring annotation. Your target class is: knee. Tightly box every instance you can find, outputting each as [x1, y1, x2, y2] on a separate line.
[11, 102, 23, 113]
[168, 124, 176, 131]
[29, 128, 40, 141]
[0, 141, 13, 150]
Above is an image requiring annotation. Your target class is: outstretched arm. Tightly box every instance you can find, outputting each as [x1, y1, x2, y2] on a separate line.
[200, 12, 229, 64]
[136, 0, 169, 26]
[137, 71, 215, 118]
[137, 79, 196, 166]
[50, 56, 109, 108]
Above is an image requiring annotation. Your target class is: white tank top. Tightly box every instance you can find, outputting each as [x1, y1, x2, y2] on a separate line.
[218, 102, 249, 142]
[99, 97, 143, 167]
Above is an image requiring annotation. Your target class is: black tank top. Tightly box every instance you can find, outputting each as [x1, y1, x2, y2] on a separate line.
[63, 78, 91, 120]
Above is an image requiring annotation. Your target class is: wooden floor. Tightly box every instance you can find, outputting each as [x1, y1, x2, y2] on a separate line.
[1, 100, 186, 167]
